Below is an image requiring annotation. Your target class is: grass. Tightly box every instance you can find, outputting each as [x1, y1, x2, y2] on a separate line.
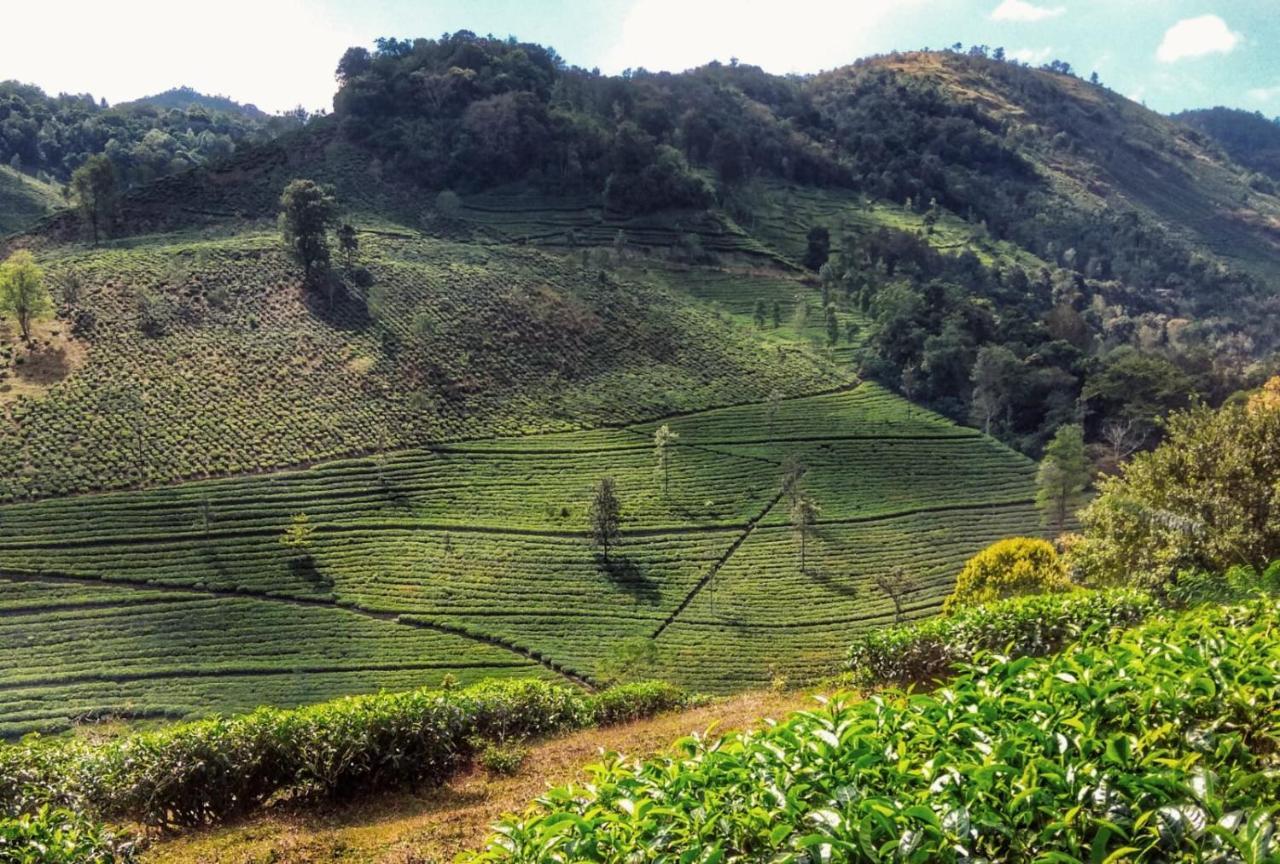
[0, 383, 1039, 730]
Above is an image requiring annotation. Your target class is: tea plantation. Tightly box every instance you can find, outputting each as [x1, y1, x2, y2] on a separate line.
[0, 383, 1038, 733]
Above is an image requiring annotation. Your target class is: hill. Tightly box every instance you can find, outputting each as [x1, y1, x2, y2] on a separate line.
[1, 36, 1278, 734]
[116, 86, 268, 120]
[0, 164, 62, 234]
[1176, 106, 1280, 184]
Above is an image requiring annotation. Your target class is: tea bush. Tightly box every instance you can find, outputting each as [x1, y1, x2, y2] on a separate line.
[0, 806, 135, 864]
[941, 536, 1071, 613]
[0, 679, 685, 828]
[471, 598, 1280, 863]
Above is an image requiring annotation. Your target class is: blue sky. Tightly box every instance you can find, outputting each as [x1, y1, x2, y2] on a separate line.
[3, 0, 1278, 116]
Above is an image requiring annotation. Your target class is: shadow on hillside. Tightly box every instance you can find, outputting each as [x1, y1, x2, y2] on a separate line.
[596, 554, 660, 605]
[304, 284, 374, 333]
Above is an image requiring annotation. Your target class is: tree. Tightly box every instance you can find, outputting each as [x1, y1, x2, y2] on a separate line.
[753, 299, 768, 329]
[781, 454, 806, 508]
[770, 301, 782, 329]
[1070, 385, 1280, 587]
[279, 513, 316, 563]
[943, 537, 1071, 613]
[804, 226, 830, 271]
[0, 251, 49, 342]
[589, 476, 622, 564]
[824, 304, 839, 346]
[278, 179, 338, 288]
[767, 389, 784, 441]
[873, 566, 916, 623]
[790, 494, 820, 572]
[67, 155, 117, 245]
[337, 223, 359, 271]
[1036, 425, 1089, 532]
[653, 424, 679, 496]
[969, 345, 1020, 436]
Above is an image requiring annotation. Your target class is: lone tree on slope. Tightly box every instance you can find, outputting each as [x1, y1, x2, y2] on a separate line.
[590, 476, 622, 565]
[790, 493, 820, 572]
[0, 251, 50, 342]
[653, 424, 679, 497]
[68, 155, 118, 246]
[278, 179, 338, 290]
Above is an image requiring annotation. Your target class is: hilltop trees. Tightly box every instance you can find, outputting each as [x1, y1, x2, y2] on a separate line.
[68, 155, 117, 245]
[1036, 425, 1088, 532]
[589, 477, 622, 564]
[0, 251, 49, 342]
[278, 179, 338, 289]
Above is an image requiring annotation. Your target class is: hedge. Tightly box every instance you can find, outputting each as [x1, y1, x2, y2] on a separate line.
[0, 678, 685, 829]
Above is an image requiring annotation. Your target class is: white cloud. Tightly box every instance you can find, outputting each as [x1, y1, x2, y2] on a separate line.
[990, 0, 1065, 23]
[1156, 14, 1241, 63]
[1247, 84, 1280, 104]
[0, 0, 360, 113]
[599, 0, 929, 75]
[1010, 46, 1054, 65]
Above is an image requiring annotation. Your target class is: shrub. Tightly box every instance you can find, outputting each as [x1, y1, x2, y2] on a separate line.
[589, 681, 686, 726]
[0, 806, 135, 863]
[846, 587, 1156, 688]
[478, 741, 528, 776]
[0, 678, 686, 829]
[472, 599, 1280, 863]
[942, 536, 1072, 613]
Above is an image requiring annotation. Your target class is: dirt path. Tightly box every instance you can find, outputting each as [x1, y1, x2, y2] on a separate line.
[139, 689, 816, 864]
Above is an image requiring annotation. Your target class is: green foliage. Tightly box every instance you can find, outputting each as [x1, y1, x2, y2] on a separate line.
[67, 155, 117, 245]
[1071, 394, 1280, 587]
[0, 251, 49, 341]
[472, 598, 1280, 863]
[588, 476, 622, 562]
[278, 512, 315, 553]
[477, 740, 528, 776]
[847, 587, 1155, 688]
[0, 165, 62, 235]
[278, 179, 337, 285]
[0, 806, 135, 864]
[943, 536, 1072, 613]
[0, 678, 684, 829]
[1036, 424, 1088, 531]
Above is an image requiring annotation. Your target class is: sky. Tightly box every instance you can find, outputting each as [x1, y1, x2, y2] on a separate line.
[2, 0, 1277, 117]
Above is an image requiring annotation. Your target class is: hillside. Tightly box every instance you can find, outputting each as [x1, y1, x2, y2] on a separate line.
[0, 164, 62, 234]
[1, 36, 1277, 734]
[1176, 106, 1280, 185]
[116, 86, 268, 120]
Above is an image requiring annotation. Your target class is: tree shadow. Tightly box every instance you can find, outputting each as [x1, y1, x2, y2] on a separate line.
[14, 343, 73, 386]
[595, 554, 660, 605]
[303, 281, 373, 333]
[289, 555, 333, 588]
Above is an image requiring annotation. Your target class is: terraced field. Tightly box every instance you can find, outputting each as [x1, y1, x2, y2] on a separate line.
[0, 383, 1038, 733]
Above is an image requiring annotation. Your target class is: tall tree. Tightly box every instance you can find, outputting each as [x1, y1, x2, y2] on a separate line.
[68, 155, 117, 245]
[278, 179, 338, 289]
[790, 494, 820, 572]
[589, 476, 622, 564]
[337, 223, 359, 271]
[804, 226, 830, 271]
[970, 344, 1020, 436]
[873, 566, 915, 623]
[1036, 424, 1089, 532]
[0, 251, 49, 342]
[653, 424, 679, 497]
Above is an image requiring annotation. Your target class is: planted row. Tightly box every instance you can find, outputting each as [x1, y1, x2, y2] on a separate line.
[0, 678, 685, 829]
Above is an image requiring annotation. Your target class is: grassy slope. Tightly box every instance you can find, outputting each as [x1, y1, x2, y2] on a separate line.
[0, 384, 1038, 731]
[0, 166, 62, 235]
[137, 689, 814, 864]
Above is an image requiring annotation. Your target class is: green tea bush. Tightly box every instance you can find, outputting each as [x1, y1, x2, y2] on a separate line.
[0, 678, 686, 829]
[588, 681, 686, 726]
[0, 806, 135, 864]
[472, 599, 1280, 863]
[845, 588, 1156, 688]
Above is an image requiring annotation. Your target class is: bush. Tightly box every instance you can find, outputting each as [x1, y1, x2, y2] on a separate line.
[0, 678, 686, 829]
[478, 741, 528, 776]
[846, 588, 1156, 688]
[0, 807, 135, 863]
[472, 599, 1280, 863]
[942, 536, 1073, 613]
[589, 681, 686, 726]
